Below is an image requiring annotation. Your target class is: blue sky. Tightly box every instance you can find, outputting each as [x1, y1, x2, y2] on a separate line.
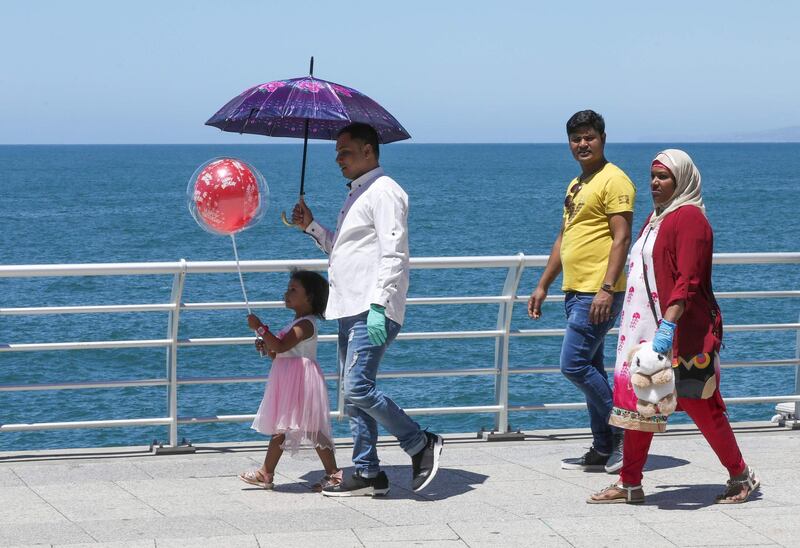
[2, 0, 798, 144]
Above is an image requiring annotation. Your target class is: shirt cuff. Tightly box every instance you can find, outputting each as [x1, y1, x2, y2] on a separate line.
[303, 221, 324, 236]
[305, 220, 324, 238]
[371, 288, 393, 308]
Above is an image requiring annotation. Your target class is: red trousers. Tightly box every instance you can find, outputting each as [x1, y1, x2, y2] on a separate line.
[620, 396, 746, 485]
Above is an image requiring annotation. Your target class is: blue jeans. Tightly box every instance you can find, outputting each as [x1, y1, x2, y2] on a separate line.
[338, 311, 427, 477]
[560, 292, 624, 454]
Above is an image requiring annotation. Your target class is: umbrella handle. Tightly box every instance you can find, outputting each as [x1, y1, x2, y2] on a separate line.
[280, 210, 296, 228]
[281, 194, 306, 229]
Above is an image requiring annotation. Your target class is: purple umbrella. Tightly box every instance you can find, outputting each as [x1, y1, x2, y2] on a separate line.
[206, 58, 411, 225]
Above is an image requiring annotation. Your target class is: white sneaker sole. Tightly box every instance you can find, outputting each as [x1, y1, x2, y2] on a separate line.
[604, 461, 623, 473]
[321, 485, 390, 497]
[561, 462, 607, 471]
[413, 435, 444, 492]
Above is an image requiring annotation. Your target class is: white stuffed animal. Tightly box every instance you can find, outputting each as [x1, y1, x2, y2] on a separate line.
[628, 343, 677, 417]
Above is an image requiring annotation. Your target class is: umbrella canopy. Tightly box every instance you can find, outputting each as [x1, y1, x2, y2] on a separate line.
[205, 58, 410, 226]
[206, 77, 411, 144]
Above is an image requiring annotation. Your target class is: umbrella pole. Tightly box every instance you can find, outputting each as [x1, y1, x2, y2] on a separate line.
[230, 233, 251, 315]
[281, 56, 314, 228]
[280, 121, 310, 228]
[301, 55, 313, 197]
[299, 119, 309, 196]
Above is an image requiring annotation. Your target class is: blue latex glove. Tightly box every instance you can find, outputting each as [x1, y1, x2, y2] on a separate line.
[366, 304, 387, 346]
[652, 319, 677, 354]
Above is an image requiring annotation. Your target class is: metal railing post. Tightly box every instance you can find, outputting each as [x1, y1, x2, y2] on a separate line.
[164, 259, 187, 450]
[794, 311, 800, 428]
[489, 253, 525, 438]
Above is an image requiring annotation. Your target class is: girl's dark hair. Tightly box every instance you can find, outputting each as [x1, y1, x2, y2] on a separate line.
[290, 269, 329, 318]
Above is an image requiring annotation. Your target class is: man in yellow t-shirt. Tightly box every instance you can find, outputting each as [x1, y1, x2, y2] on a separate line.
[527, 110, 635, 474]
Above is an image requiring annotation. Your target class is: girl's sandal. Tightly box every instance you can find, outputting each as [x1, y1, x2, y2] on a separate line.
[587, 482, 645, 504]
[715, 465, 760, 504]
[312, 469, 343, 492]
[239, 469, 274, 490]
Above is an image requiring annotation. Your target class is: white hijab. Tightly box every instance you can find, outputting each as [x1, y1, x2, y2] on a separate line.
[648, 149, 706, 227]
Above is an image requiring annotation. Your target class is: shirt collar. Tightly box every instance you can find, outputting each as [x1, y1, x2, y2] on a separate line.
[346, 166, 384, 191]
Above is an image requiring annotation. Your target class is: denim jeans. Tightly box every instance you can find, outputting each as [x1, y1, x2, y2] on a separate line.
[560, 291, 624, 454]
[338, 311, 427, 477]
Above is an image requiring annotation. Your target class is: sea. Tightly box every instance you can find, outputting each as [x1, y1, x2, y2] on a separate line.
[1, 143, 798, 451]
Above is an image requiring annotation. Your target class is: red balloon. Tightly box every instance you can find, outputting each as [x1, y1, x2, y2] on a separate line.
[192, 159, 260, 234]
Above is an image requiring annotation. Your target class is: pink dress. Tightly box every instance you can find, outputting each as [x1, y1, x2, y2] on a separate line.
[251, 315, 335, 458]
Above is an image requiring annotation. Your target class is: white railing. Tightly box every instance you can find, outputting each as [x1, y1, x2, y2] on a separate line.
[1, 253, 799, 448]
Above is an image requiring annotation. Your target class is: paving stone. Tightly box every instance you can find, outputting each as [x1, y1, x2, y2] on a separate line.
[12, 462, 152, 486]
[353, 523, 459, 542]
[360, 541, 467, 547]
[0, 468, 25, 488]
[0, 425, 797, 547]
[637, 511, 775, 546]
[720, 507, 800, 546]
[0, 521, 94, 546]
[0, 485, 73, 525]
[339, 497, 522, 527]
[219, 506, 382, 534]
[155, 534, 259, 547]
[449, 518, 572, 547]
[54, 541, 155, 548]
[29, 481, 162, 522]
[256, 529, 364, 547]
[77, 516, 244, 543]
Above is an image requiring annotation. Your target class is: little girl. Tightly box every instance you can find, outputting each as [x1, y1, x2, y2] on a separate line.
[239, 269, 341, 492]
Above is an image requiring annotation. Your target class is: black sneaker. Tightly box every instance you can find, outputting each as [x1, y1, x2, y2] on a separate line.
[561, 447, 609, 470]
[321, 470, 389, 497]
[411, 431, 444, 492]
[605, 432, 624, 473]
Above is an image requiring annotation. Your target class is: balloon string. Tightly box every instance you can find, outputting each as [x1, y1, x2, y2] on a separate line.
[230, 234, 251, 315]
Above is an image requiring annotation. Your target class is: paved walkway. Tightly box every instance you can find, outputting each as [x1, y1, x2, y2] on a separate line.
[1, 422, 798, 547]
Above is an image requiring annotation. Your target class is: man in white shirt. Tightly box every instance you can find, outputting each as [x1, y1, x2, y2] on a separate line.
[292, 122, 443, 497]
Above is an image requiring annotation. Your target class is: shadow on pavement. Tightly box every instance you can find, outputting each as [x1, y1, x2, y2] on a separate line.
[294, 465, 489, 501]
[645, 482, 763, 509]
[644, 453, 691, 472]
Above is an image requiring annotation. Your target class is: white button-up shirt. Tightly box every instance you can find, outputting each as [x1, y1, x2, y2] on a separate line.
[304, 166, 410, 325]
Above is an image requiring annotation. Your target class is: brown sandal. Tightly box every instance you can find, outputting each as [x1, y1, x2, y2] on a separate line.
[715, 465, 760, 504]
[587, 482, 645, 504]
[312, 469, 343, 492]
[239, 469, 274, 489]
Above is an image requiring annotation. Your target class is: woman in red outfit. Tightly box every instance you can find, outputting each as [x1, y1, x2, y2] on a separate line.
[588, 149, 760, 504]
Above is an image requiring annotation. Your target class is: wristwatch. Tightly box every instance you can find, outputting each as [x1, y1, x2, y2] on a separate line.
[600, 283, 615, 295]
[256, 325, 269, 336]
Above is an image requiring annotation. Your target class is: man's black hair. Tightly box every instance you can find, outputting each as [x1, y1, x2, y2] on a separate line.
[290, 269, 329, 319]
[566, 110, 605, 135]
[337, 122, 380, 160]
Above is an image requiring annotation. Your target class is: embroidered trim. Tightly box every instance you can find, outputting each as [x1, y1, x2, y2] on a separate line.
[610, 406, 668, 425]
[673, 352, 713, 370]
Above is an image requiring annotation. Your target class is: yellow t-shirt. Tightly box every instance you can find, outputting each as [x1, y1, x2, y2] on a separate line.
[560, 162, 635, 293]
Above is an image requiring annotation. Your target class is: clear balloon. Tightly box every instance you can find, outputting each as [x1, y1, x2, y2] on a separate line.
[187, 158, 269, 235]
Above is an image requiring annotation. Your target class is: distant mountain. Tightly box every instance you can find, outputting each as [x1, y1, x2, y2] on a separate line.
[712, 126, 800, 143]
[632, 125, 800, 143]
